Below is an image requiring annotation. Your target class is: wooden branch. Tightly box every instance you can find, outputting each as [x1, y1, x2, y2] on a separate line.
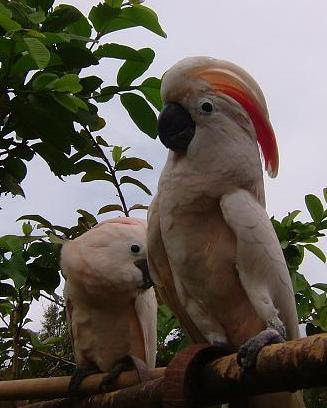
[0, 368, 165, 401]
[23, 378, 163, 408]
[1, 334, 327, 408]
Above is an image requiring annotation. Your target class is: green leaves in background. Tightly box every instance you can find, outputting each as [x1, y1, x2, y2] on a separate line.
[120, 93, 158, 138]
[0, 0, 163, 197]
[272, 189, 327, 341]
[23, 38, 50, 69]
[117, 48, 154, 86]
[89, 3, 166, 38]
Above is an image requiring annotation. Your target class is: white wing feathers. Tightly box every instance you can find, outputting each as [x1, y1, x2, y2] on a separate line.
[134, 288, 157, 368]
[220, 189, 299, 340]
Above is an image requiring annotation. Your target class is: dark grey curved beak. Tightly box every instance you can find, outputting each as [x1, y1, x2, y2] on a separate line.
[134, 259, 154, 290]
[158, 103, 195, 152]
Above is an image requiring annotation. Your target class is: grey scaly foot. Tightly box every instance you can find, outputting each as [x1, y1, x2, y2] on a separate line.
[237, 322, 286, 369]
[68, 362, 100, 397]
[99, 355, 150, 392]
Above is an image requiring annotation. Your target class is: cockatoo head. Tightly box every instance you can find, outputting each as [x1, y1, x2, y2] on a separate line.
[61, 217, 153, 301]
[158, 56, 279, 178]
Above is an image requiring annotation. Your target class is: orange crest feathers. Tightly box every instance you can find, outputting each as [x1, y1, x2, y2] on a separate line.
[189, 66, 279, 178]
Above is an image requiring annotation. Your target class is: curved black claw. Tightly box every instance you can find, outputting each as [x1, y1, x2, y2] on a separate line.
[99, 356, 135, 392]
[237, 328, 285, 370]
[212, 341, 234, 355]
[69, 363, 100, 397]
[100, 355, 150, 392]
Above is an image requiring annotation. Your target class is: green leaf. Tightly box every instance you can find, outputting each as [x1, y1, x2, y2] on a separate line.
[17, 215, 53, 230]
[281, 210, 301, 227]
[105, 0, 123, 7]
[79, 76, 103, 95]
[32, 143, 73, 177]
[312, 283, 327, 292]
[5, 158, 27, 182]
[305, 194, 324, 223]
[32, 73, 58, 91]
[25, 29, 46, 38]
[2, 174, 25, 198]
[74, 159, 108, 175]
[77, 209, 97, 225]
[305, 244, 326, 263]
[120, 176, 151, 195]
[23, 38, 50, 69]
[291, 272, 309, 293]
[112, 146, 122, 163]
[0, 14, 21, 31]
[323, 188, 327, 204]
[0, 283, 17, 298]
[48, 74, 82, 93]
[121, 5, 166, 38]
[94, 86, 120, 103]
[42, 5, 84, 32]
[28, 330, 51, 351]
[129, 204, 148, 211]
[81, 170, 113, 183]
[117, 48, 154, 86]
[311, 291, 326, 310]
[89, 3, 121, 33]
[28, 10, 46, 24]
[94, 43, 145, 61]
[318, 306, 327, 331]
[120, 93, 157, 138]
[115, 157, 153, 171]
[53, 94, 87, 113]
[96, 136, 109, 147]
[0, 3, 12, 18]
[98, 204, 123, 215]
[22, 222, 33, 236]
[138, 77, 162, 111]
[56, 46, 99, 70]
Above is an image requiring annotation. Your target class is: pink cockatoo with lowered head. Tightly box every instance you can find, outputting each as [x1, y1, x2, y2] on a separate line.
[147, 57, 305, 407]
[61, 217, 157, 393]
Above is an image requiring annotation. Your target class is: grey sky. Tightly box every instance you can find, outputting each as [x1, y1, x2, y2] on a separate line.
[1, 0, 326, 329]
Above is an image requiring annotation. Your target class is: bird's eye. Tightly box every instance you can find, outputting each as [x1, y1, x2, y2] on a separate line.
[130, 243, 141, 254]
[199, 98, 214, 114]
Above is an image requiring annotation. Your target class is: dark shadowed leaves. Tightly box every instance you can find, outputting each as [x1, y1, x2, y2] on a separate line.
[115, 157, 152, 171]
[305, 194, 325, 224]
[117, 48, 154, 86]
[98, 204, 124, 215]
[138, 77, 162, 111]
[120, 176, 151, 195]
[94, 43, 144, 61]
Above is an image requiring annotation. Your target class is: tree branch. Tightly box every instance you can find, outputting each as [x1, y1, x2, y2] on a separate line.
[83, 126, 129, 217]
[39, 293, 64, 308]
[1, 334, 327, 406]
[24, 344, 75, 367]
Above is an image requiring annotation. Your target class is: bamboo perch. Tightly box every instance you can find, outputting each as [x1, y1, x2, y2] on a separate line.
[0, 368, 166, 401]
[1, 333, 327, 408]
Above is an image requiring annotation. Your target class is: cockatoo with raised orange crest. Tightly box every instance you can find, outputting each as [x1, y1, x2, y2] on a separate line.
[147, 57, 305, 407]
[61, 217, 157, 393]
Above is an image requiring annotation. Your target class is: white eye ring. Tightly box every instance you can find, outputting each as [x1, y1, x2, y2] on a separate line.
[198, 98, 214, 114]
[130, 243, 141, 254]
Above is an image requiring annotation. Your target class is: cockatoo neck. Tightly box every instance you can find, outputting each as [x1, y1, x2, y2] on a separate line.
[183, 112, 264, 192]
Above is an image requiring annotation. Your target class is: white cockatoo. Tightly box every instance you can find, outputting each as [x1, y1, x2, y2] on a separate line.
[61, 217, 157, 392]
[147, 57, 304, 407]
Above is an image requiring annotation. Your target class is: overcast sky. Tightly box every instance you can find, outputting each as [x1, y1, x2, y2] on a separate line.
[1, 0, 327, 330]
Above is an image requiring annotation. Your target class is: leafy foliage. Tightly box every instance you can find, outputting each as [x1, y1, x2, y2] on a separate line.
[271, 192, 327, 335]
[0, 0, 163, 381]
[0, 0, 164, 198]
